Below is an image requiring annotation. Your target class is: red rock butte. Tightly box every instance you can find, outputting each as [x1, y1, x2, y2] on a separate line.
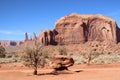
[38, 13, 120, 45]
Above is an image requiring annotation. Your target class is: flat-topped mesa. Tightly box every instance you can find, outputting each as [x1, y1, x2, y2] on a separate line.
[39, 13, 120, 45]
[0, 40, 23, 46]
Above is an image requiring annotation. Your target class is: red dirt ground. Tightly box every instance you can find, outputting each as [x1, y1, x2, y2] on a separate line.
[0, 63, 120, 80]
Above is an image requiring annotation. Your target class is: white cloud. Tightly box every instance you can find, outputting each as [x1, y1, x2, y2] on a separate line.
[0, 30, 12, 34]
[0, 30, 26, 35]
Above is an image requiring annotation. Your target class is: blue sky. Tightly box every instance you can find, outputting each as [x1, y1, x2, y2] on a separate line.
[0, 0, 120, 40]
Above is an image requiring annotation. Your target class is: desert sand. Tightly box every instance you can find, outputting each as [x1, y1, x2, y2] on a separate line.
[0, 63, 120, 80]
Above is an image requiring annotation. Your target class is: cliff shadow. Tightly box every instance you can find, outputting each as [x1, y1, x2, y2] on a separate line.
[81, 22, 88, 42]
[116, 24, 120, 43]
[50, 30, 58, 45]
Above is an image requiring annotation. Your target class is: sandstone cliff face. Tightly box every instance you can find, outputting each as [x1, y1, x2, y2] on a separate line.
[39, 30, 57, 45]
[87, 15, 117, 42]
[49, 55, 74, 70]
[39, 13, 120, 45]
[116, 26, 120, 42]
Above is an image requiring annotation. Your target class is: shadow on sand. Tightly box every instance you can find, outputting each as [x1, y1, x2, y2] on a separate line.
[37, 70, 83, 76]
[27, 70, 83, 76]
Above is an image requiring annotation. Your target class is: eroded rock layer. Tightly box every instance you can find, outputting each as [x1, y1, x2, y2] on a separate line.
[39, 13, 120, 45]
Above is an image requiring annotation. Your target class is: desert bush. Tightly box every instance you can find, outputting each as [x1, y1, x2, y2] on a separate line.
[42, 47, 53, 58]
[5, 46, 24, 53]
[0, 58, 17, 63]
[22, 42, 50, 75]
[0, 46, 6, 58]
[71, 53, 120, 64]
[58, 46, 67, 55]
[81, 52, 101, 65]
[0, 53, 22, 63]
[71, 52, 101, 65]
[5, 52, 18, 58]
[71, 54, 86, 64]
[92, 54, 120, 64]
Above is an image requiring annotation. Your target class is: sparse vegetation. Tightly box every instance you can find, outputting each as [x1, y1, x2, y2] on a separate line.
[92, 53, 120, 64]
[22, 42, 50, 75]
[0, 52, 22, 63]
[58, 46, 67, 55]
[71, 54, 86, 64]
[0, 46, 6, 58]
[71, 53, 120, 65]
[81, 52, 101, 65]
[1, 43, 120, 67]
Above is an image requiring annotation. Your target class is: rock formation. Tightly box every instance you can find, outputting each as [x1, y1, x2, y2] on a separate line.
[24, 32, 29, 41]
[0, 40, 23, 46]
[39, 30, 57, 45]
[49, 55, 74, 71]
[33, 32, 37, 41]
[39, 13, 120, 45]
[20, 13, 120, 54]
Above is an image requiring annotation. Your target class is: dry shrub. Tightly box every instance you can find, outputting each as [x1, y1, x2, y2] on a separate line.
[22, 42, 50, 75]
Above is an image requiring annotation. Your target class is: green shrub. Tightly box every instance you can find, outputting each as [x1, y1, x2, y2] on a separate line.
[0, 46, 6, 58]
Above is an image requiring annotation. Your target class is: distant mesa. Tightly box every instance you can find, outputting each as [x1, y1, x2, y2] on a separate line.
[0, 40, 23, 46]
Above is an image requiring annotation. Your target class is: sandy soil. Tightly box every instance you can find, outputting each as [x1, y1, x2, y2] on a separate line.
[0, 63, 120, 80]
